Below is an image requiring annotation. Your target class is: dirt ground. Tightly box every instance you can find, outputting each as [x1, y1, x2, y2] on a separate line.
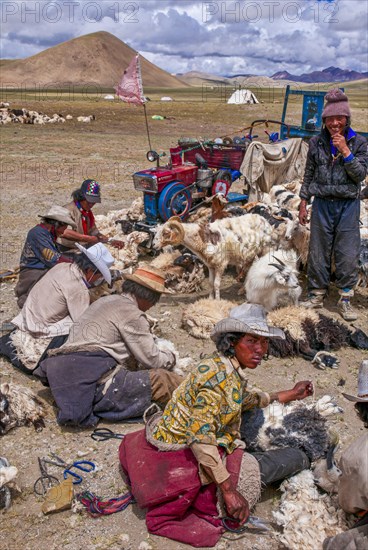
[1, 90, 367, 550]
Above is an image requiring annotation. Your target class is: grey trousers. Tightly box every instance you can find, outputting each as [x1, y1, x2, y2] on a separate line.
[308, 197, 360, 292]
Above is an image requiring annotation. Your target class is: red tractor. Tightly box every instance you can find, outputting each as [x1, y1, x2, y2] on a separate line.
[132, 139, 249, 232]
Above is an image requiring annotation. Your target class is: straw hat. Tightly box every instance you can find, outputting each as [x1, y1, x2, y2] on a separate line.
[211, 303, 285, 341]
[39, 205, 76, 228]
[123, 264, 170, 294]
[76, 243, 114, 285]
[343, 360, 368, 402]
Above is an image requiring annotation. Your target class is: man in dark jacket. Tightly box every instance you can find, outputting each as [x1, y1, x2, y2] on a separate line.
[299, 89, 368, 321]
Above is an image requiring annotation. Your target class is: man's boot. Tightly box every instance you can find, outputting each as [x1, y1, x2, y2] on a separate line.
[338, 293, 358, 321]
[300, 290, 325, 309]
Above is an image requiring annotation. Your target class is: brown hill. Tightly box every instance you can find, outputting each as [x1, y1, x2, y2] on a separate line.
[0, 31, 188, 89]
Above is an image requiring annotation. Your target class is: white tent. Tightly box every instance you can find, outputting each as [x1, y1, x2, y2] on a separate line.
[227, 89, 259, 104]
[160, 96, 173, 101]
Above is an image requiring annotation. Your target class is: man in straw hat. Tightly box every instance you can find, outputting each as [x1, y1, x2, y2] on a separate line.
[118, 304, 313, 547]
[1, 243, 114, 374]
[323, 360, 368, 549]
[299, 89, 368, 321]
[15, 205, 76, 308]
[34, 264, 182, 426]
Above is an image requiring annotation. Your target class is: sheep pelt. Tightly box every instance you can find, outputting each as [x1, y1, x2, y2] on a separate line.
[182, 298, 236, 339]
[106, 230, 149, 270]
[94, 208, 129, 238]
[273, 470, 350, 550]
[267, 306, 319, 341]
[0, 383, 46, 435]
[9, 329, 52, 371]
[150, 250, 182, 270]
[187, 206, 211, 223]
[241, 401, 331, 461]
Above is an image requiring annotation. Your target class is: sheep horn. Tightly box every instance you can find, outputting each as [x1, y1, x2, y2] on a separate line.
[326, 443, 338, 470]
[272, 254, 286, 267]
[166, 219, 185, 244]
[268, 263, 284, 271]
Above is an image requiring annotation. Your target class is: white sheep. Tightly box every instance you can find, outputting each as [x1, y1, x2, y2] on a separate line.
[283, 215, 310, 265]
[244, 249, 302, 311]
[182, 298, 236, 339]
[270, 184, 301, 212]
[77, 115, 96, 122]
[0, 383, 46, 435]
[153, 214, 272, 299]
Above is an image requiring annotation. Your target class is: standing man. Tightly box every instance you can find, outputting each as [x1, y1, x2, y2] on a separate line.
[299, 89, 368, 320]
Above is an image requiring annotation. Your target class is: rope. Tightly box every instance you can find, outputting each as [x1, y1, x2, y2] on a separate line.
[77, 490, 135, 517]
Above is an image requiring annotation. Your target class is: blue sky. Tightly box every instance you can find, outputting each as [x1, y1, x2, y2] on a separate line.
[1, 0, 367, 76]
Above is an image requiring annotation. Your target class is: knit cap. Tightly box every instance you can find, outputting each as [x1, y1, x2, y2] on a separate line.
[322, 89, 351, 120]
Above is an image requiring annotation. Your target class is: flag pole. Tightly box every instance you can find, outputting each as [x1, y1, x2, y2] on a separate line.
[143, 103, 152, 150]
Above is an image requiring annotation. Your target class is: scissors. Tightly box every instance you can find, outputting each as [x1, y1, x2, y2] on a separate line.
[222, 515, 272, 534]
[43, 453, 96, 485]
[34, 457, 60, 496]
[91, 428, 125, 441]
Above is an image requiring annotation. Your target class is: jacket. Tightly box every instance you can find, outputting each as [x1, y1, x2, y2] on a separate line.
[299, 128, 368, 201]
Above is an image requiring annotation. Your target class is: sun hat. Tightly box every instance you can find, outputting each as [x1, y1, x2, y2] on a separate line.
[211, 303, 285, 341]
[39, 205, 76, 228]
[75, 242, 114, 285]
[342, 360, 368, 402]
[322, 89, 351, 120]
[81, 179, 101, 203]
[123, 264, 171, 294]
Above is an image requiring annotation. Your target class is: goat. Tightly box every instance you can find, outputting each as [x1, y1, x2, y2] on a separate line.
[244, 249, 301, 311]
[153, 214, 272, 299]
[241, 395, 343, 461]
[282, 215, 310, 265]
[77, 115, 96, 122]
[270, 184, 301, 212]
[182, 298, 236, 339]
[0, 383, 46, 435]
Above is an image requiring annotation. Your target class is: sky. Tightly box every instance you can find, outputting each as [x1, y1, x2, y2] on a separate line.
[1, 0, 367, 76]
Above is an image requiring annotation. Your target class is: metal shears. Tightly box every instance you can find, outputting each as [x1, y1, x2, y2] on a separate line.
[222, 515, 272, 534]
[91, 427, 125, 441]
[42, 453, 96, 485]
[34, 457, 60, 496]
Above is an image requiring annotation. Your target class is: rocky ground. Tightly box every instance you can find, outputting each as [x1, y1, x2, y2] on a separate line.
[1, 93, 367, 550]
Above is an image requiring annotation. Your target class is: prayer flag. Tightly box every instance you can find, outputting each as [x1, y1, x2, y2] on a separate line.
[115, 54, 147, 105]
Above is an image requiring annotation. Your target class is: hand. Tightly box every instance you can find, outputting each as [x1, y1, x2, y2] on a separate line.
[298, 200, 308, 226]
[98, 235, 109, 243]
[292, 380, 314, 400]
[332, 134, 350, 156]
[220, 479, 249, 525]
[109, 239, 125, 250]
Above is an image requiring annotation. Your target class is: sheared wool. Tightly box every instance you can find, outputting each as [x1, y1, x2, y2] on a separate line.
[10, 329, 52, 371]
[106, 231, 148, 271]
[0, 383, 46, 434]
[154, 337, 193, 376]
[273, 470, 350, 550]
[182, 298, 236, 339]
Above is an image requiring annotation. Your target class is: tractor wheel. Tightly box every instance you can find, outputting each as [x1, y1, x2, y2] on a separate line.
[158, 182, 192, 222]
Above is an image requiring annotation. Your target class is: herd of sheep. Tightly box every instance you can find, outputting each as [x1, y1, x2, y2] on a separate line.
[0, 102, 95, 125]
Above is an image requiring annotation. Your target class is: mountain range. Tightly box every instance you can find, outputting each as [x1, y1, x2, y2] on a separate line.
[271, 66, 368, 83]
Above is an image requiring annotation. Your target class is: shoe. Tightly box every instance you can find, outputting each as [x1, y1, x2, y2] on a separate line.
[338, 298, 358, 321]
[300, 293, 324, 309]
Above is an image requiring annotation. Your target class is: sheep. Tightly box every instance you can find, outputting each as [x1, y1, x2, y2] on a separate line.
[182, 298, 236, 339]
[270, 184, 302, 212]
[244, 249, 302, 311]
[313, 438, 342, 494]
[0, 383, 46, 435]
[153, 214, 272, 299]
[77, 115, 96, 122]
[66, 114, 73, 120]
[0, 457, 19, 510]
[272, 470, 350, 550]
[267, 305, 368, 365]
[241, 395, 343, 462]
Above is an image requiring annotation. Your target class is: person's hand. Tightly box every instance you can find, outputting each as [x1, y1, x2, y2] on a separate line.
[98, 235, 109, 243]
[222, 489, 249, 524]
[332, 134, 350, 156]
[109, 239, 125, 250]
[299, 200, 308, 226]
[292, 380, 314, 400]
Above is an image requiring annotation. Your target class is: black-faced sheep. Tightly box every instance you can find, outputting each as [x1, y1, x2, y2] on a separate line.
[0, 383, 46, 435]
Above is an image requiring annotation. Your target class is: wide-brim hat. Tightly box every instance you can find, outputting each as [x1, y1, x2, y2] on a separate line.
[76, 242, 114, 285]
[123, 264, 171, 294]
[81, 179, 101, 203]
[343, 360, 368, 402]
[211, 303, 285, 341]
[39, 205, 76, 228]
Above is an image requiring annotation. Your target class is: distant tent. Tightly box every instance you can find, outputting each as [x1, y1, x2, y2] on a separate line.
[227, 89, 259, 104]
[104, 94, 115, 100]
[161, 96, 173, 101]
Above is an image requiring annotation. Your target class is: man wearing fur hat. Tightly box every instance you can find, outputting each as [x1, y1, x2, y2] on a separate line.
[299, 89, 368, 320]
[34, 264, 182, 426]
[119, 304, 313, 547]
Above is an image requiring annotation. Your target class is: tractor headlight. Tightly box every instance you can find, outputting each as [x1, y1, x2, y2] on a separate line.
[147, 150, 159, 162]
[133, 173, 158, 192]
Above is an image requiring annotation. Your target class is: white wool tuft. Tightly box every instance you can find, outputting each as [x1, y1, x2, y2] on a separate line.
[154, 337, 194, 376]
[10, 329, 52, 371]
